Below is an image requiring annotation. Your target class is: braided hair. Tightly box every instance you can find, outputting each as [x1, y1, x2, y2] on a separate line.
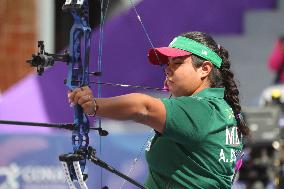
[181, 31, 250, 136]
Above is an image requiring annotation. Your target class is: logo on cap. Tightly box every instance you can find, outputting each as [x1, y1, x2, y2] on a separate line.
[201, 50, 208, 56]
[169, 38, 178, 47]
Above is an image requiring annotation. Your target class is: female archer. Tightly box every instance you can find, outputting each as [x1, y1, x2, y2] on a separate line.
[68, 31, 250, 189]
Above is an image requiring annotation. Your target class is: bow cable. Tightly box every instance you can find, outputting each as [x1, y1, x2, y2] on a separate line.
[97, 0, 110, 187]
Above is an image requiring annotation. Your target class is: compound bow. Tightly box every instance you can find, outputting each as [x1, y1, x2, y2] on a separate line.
[26, 0, 158, 188]
[0, 0, 165, 188]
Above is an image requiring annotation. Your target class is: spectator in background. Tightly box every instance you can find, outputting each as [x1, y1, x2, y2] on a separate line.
[268, 35, 284, 84]
[261, 36, 284, 106]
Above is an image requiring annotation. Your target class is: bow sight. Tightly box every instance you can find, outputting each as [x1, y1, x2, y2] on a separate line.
[26, 41, 70, 75]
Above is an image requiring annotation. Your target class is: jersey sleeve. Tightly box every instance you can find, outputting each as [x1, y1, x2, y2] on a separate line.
[161, 96, 213, 145]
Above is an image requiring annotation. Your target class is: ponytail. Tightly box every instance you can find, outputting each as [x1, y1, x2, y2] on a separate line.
[218, 46, 250, 136]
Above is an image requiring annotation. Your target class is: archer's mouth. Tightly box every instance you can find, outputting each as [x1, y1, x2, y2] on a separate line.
[166, 79, 174, 85]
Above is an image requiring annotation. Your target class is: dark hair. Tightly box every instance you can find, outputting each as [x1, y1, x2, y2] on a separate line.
[181, 31, 250, 136]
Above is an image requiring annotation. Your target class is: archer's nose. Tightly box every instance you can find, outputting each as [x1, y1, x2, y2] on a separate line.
[164, 65, 173, 77]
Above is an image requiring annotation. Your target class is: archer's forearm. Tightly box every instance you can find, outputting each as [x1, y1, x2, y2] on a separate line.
[95, 93, 148, 121]
[69, 87, 166, 132]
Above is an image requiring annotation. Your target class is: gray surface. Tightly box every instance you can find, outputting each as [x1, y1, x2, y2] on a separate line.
[215, 0, 284, 105]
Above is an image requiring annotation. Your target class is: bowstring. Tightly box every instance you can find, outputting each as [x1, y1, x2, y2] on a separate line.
[119, 129, 154, 189]
[97, 1, 166, 188]
[120, 1, 161, 188]
[97, 0, 110, 187]
[128, 0, 161, 65]
[128, 0, 169, 85]
[128, 0, 170, 88]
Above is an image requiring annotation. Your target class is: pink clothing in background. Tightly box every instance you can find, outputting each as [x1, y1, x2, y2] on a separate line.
[268, 40, 284, 83]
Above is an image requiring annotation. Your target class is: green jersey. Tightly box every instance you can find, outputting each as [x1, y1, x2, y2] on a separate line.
[145, 88, 243, 189]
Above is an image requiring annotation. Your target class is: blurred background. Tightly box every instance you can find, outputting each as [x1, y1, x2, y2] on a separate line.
[1, 0, 284, 188]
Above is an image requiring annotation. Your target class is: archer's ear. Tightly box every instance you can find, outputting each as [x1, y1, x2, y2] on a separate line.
[199, 61, 213, 79]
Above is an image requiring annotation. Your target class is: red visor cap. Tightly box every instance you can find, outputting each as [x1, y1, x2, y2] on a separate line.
[148, 47, 191, 65]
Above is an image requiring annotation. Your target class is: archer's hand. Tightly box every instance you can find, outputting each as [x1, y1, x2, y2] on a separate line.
[68, 86, 97, 116]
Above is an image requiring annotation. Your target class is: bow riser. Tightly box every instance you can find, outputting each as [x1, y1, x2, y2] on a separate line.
[64, 0, 91, 181]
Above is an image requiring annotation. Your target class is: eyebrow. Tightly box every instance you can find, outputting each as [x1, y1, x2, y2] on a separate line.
[169, 57, 184, 63]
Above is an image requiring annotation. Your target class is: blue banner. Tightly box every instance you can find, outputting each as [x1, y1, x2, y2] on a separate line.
[0, 131, 151, 189]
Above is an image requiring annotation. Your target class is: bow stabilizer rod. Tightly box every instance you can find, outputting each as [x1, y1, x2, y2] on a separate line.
[0, 120, 108, 135]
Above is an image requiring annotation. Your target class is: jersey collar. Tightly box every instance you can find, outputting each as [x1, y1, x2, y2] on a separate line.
[192, 88, 225, 99]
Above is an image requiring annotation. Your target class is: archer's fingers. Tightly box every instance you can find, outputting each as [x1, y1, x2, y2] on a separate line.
[75, 87, 94, 104]
[78, 94, 93, 106]
[81, 86, 91, 91]
[68, 87, 84, 105]
[71, 86, 94, 105]
[73, 91, 85, 104]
